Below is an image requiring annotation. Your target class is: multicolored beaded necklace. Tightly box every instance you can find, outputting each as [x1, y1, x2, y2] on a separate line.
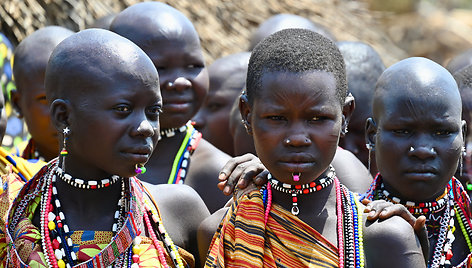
[261, 168, 365, 268]
[267, 165, 335, 216]
[361, 174, 472, 268]
[164, 121, 202, 184]
[5, 160, 186, 268]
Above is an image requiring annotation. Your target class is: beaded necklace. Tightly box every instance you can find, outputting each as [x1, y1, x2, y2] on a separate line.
[268, 165, 335, 215]
[56, 167, 121, 189]
[5, 160, 186, 268]
[361, 174, 472, 268]
[166, 122, 202, 184]
[40, 167, 127, 268]
[160, 124, 188, 139]
[261, 170, 365, 267]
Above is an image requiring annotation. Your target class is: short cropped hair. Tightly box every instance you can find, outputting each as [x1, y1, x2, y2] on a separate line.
[454, 64, 472, 90]
[246, 28, 347, 105]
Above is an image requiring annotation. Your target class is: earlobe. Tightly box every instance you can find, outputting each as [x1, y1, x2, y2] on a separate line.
[365, 118, 377, 148]
[50, 99, 71, 132]
[461, 120, 467, 141]
[239, 94, 253, 135]
[10, 89, 23, 118]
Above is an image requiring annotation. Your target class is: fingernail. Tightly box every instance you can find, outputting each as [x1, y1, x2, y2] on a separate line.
[219, 172, 226, 180]
[224, 186, 230, 194]
[368, 211, 375, 217]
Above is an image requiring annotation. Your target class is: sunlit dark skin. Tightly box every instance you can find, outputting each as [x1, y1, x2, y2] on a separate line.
[226, 94, 372, 193]
[337, 41, 385, 176]
[11, 26, 74, 161]
[367, 57, 469, 265]
[39, 29, 209, 263]
[235, 69, 425, 267]
[110, 2, 231, 213]
[249, 14, 336, 50]
[229, 96, 257, 156]
[192, 52, 250, 156]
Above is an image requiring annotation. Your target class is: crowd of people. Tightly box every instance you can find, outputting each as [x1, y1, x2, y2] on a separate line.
[0, 1, 471, 267]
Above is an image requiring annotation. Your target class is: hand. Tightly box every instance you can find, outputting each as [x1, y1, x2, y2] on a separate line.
[362, 199, 429, 263]
[217, 154, 268, 195]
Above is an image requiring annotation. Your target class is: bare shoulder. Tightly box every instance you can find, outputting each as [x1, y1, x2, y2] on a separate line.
[197, 207, 229, 266]
[332, 148, 372, 193]
[192, 138, 231, 168]
[363, 215, 426, 268]
[143, 183, 210, 218]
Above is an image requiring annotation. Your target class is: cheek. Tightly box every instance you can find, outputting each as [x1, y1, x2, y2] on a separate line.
[193, 68, 209, 100]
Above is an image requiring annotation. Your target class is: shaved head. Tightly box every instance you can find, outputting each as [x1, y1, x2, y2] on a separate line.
[373, 57, 461, 121]
[45, 28, 158, 102]
[249, 14, 335, 50]
[110, 2, 200, 51]
[13, 26, 74, 93]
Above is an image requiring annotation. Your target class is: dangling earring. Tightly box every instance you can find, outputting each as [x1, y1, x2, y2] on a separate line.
[460, 146, 466, 176]
[366, 143, 373, 172]
[60, 127, 70, 171]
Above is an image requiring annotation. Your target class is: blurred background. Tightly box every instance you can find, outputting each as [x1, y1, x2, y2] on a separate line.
[1, 0, 472, 67]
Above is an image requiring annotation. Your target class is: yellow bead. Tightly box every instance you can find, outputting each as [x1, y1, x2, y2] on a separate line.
[132, 245, 143, 255]
[57, 259, 66, 268]
[48, 221, 56, 230]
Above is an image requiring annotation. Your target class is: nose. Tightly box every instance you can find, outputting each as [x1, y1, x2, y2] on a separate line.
[284, 133, 311, 147]
[408, 145, 436, 160]
[134, 118, 156, 138]
[165, 77, 191, 92]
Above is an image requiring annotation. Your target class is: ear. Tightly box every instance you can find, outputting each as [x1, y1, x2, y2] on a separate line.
[365, 118, 377, 150]
[340, 93, 355, 137]
[50, 99, 71, 133]
[10, 89, 23, 118]
[239, 94, 253, 135]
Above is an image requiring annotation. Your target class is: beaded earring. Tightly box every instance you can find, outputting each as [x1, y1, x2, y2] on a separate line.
[366, 143, 373, 172]
[135, 163, 147, 175]
[60, 127, 70, 171]
[460, 145, 466, 176]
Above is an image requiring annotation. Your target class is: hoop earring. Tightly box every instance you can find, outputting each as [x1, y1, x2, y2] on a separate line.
[60, 127, 70, 171]
[366, 143, 373, 172]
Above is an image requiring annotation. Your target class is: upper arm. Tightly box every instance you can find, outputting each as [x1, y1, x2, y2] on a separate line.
[197, 207, 229, 267]
[145, 183, 210, 264]
[364, 215, 426, 268]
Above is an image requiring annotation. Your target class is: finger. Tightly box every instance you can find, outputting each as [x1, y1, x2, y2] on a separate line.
[218, 154, 258, 181]
[361, 199, 372, 206]
[236, 163, 266, 188]
[414, 216, 429, 263]
[253, 170, 270, 186]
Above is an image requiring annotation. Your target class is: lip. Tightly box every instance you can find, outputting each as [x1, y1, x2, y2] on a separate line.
[278, 154, 315, 172]
[163, 100, 192, 112]
[122, 145, 153, 162]
[403, 167, 438, 181]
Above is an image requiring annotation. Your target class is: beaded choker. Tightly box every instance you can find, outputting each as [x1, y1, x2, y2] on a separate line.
[56, 167, 120, 189]
[160, 124, 188, 139]
[379, 183, 448, 214]
[268, 166, 335, 215]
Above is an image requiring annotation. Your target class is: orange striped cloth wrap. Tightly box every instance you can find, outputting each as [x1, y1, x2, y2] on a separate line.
[205, 190, 339, 268]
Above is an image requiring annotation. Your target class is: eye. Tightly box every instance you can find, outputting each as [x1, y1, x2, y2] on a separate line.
[147, 106, 162, 115]
[207, 102, 223, 112]
[37, 95, 48, 105]
[309, 116, 327, 122]
[393, 129, 410, 135]
[267, 115, 286, 121]
[434, 130, 452, 136]
[114, 105, 131, 113]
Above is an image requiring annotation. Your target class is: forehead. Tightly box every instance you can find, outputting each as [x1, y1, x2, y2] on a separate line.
[378, 92, 462, 124]
[257, 70, 339, 105]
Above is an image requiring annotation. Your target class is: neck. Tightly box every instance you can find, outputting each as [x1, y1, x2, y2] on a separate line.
[54, 176, 124, 231]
